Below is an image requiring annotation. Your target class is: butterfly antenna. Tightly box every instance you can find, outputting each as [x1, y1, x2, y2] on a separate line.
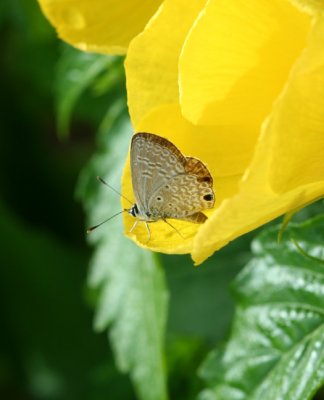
[96, 176, 133, 205]
[162, 219, 185, 239]
[86, 209, 128, 234]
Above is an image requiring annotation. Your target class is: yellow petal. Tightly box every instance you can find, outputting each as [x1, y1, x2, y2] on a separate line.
[121, 104, 259, 253]
[125, 0, 206, 127]
[37, 0, 163, 54]
[288, 0, 324, 16]
[192, 17, 324, 264]
[268, 17, 324, 192]
[180, 0, 310, 126]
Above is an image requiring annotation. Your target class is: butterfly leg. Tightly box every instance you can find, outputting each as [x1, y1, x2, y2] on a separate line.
[144, 222, 151, 243]
[129, 220, 138, 233]
[162, 219, 185, 239]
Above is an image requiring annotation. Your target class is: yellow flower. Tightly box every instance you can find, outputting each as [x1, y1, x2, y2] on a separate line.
[37, 0, 163, 54]
[39, 0, 324, 264]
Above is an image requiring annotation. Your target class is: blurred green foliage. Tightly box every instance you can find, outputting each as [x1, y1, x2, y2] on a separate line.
[1, 1, 323, 400]
[199, 215, 324, 400]
[0, 1, 133, 399]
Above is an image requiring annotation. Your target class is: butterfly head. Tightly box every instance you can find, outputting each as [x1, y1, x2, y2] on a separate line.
[128, 204, 139, 218]
[128, 203, 157, 222]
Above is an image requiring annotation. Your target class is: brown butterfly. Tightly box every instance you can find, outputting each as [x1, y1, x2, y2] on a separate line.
[87, 133, 215, 240]
[128, 133, 215, 238]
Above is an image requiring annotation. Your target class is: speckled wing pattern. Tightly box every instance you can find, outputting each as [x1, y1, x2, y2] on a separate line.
[130, 132, 215, 223]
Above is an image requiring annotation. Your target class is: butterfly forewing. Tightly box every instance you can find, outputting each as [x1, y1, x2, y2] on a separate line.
[131, 133, 186, 211]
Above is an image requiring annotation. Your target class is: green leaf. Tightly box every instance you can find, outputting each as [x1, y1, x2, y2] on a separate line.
[55, 46, 119, 139]
[199, 215, 324, 400]
[77, 110, 169, 400]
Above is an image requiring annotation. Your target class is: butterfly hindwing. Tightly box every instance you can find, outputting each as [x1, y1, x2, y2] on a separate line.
[148, 173, 214, 221]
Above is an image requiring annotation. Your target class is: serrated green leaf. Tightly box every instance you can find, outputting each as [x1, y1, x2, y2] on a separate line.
[77, 110, 169, 400]
[55, 46, 118, 139]
[199, 215, 324, 400]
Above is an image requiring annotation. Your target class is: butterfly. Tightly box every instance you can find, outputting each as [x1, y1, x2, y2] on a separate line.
[128, 132, 215, 239]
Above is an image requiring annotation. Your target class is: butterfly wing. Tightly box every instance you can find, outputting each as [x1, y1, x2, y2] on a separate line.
[147, 169, 215, 222]
[130, 133, 187, 213]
